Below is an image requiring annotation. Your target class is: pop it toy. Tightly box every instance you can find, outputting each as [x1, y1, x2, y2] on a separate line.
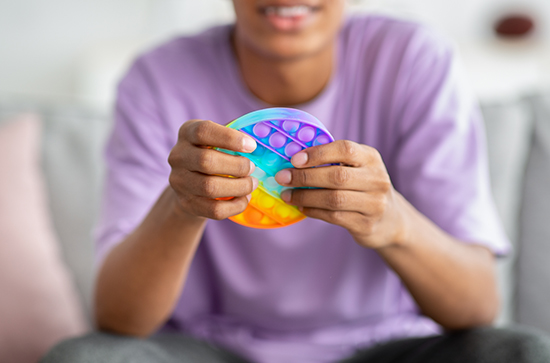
[218, 108, 334, 229]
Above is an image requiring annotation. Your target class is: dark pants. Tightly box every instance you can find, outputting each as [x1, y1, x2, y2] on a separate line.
[40, 327, 550, 363]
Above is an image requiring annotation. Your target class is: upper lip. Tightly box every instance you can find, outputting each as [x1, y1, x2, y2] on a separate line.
[257, 1, 322, 11]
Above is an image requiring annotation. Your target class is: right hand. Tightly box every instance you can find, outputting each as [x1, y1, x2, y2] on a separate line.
[168, 120, 258, 221]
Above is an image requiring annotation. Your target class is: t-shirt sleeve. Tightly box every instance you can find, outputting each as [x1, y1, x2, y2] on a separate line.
[390, 30, 510, 256]
[94, 58, 174, 268]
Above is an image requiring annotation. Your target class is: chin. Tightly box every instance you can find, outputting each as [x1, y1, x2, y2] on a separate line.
[239, 29, 333, 62]
[232, 0, 344, 62]
[265, 40, 325, 61]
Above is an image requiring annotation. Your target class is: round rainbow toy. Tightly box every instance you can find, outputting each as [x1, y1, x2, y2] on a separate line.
[218, 108, 334, 229]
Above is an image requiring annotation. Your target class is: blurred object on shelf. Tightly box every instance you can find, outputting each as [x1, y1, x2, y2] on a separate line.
[494, 13, 535, 38]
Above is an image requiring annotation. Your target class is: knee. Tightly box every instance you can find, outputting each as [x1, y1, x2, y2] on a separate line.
[460, 327, 550, 363]
[39, 332, 146, 363]
[40, 334, 95, 363]
[504, 328, 550, 363]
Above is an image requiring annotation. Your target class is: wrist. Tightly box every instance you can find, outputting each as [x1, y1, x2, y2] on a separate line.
[392, 192, 412, 247]
[375, 191, 413, 252]
[376, 192, 429, 257]
[165, 187, 206, 226]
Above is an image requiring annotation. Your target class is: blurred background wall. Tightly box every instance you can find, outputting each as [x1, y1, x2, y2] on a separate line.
[1, 0, 550, 110]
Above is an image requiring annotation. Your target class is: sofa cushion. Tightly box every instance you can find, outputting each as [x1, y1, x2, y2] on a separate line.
[517, 93, 550, 333]
[0, 98, 111, 318]
[0, 114, 87, 363]
[481, 98, 533, 324]
[40, 104, 110, 317]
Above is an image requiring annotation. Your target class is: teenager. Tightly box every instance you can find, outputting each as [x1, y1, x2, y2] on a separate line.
[42, 1, 550, 362]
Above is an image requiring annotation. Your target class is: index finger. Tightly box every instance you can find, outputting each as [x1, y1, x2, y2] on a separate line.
[185, 120, 257, 153]
[289, 140, 376, 168]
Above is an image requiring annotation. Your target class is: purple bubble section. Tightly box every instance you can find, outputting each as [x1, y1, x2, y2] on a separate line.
[269, 132, 287, 149]
[253, 122, 271, 139]
[284, 142, 302, 157]
[283, 120, 300, 133]
[298, 127, 315, 142]
[313, 135, 330, 146]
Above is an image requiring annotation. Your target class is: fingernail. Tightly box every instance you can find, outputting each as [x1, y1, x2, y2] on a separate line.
[281, 189, 292, 203]
[246, 194, 252, 203]
[248, 161, 256, 176]
[252, 177, 259, 190]
[243, 137, 257, 153]
[292, 152, 308, 167]
[275, 170, 292, 185]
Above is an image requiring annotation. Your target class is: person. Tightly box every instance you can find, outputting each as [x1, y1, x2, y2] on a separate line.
[41, 1, 550, 362]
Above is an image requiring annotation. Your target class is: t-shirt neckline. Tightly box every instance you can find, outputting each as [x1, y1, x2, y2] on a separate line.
[218, 24, 342, 113]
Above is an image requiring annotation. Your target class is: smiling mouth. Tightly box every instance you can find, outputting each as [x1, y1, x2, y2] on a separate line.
[259, 5, 321, 18]
[258, 4, 321, 31]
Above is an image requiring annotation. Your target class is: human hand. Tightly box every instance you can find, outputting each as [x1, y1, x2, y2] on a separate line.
[168, 120, 259, 221]
[275, 140, 407, 249]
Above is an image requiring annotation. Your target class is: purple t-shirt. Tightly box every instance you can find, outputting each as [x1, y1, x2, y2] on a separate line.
[96, 15, 509, 363]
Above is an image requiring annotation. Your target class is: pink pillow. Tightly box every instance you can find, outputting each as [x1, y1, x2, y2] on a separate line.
[0, 114, 87, 363]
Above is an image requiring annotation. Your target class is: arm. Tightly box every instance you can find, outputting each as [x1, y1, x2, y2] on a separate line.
[95, 120, 258, 337]
[275, 141, 499, 330]
[378, 193, 498, 329]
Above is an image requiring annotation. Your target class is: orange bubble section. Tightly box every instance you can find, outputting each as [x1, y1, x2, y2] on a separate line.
[229, 187, 305, 229]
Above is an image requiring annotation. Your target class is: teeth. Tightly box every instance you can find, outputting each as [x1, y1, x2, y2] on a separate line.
[265, 5, 311, 18]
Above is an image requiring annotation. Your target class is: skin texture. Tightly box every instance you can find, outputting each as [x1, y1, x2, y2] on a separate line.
[232, 0, 344, 105]
[95, 0, 499, 337]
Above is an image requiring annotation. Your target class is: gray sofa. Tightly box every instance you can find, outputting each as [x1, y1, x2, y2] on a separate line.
[474, 92, 550, 328]
[0, 98, 111, 320]
[1, 92, 549, 331]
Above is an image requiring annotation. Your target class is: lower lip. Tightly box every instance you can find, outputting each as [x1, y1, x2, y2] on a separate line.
[263, 10, 317, 32]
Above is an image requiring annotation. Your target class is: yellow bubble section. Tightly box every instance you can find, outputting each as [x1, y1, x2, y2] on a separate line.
[229, 187, 306, 229]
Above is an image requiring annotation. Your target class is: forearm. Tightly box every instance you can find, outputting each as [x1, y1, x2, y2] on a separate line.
[377, 193, 499, 330]
[95, 186, 207, 337]
[273, 141, 500, 329]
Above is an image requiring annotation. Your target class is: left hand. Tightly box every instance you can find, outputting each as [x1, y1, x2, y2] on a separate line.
[275, 140, 407, 249]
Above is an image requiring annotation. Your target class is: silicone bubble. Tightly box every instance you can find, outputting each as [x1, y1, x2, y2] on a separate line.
[217, 108, 335, 229]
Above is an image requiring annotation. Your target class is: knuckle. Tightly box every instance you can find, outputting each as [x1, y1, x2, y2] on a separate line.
[197, 150, 214, 172]
[238, 157, 251, 176]
[168, 143, 188, 168]
[331, 167, 350, 187]
[330, 210, 347, 224]
[373, 195, 388, 215]
[211, 203, 226, 221]
[167, 149, 178, 168]
[193, 120, 213, 142]
[178, 123, 188, 140]
[294, 170, 307, 186]
[207, 203, 226, 220]
[341, 140, 358, 158]
[381, 179, 392, 193]
[368, 146, 384, 163]
[236, 179, 251, 196]
[374, 176, 392, 193]
[201, 178, 218, 198]
[238, 198, 250, 213]
[328, 191, 347, 209]
[180, 120, 200, 140]
[168, 171, 190, 196]
[168, 172, 179, 190]
[246, 178, 255, 194]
